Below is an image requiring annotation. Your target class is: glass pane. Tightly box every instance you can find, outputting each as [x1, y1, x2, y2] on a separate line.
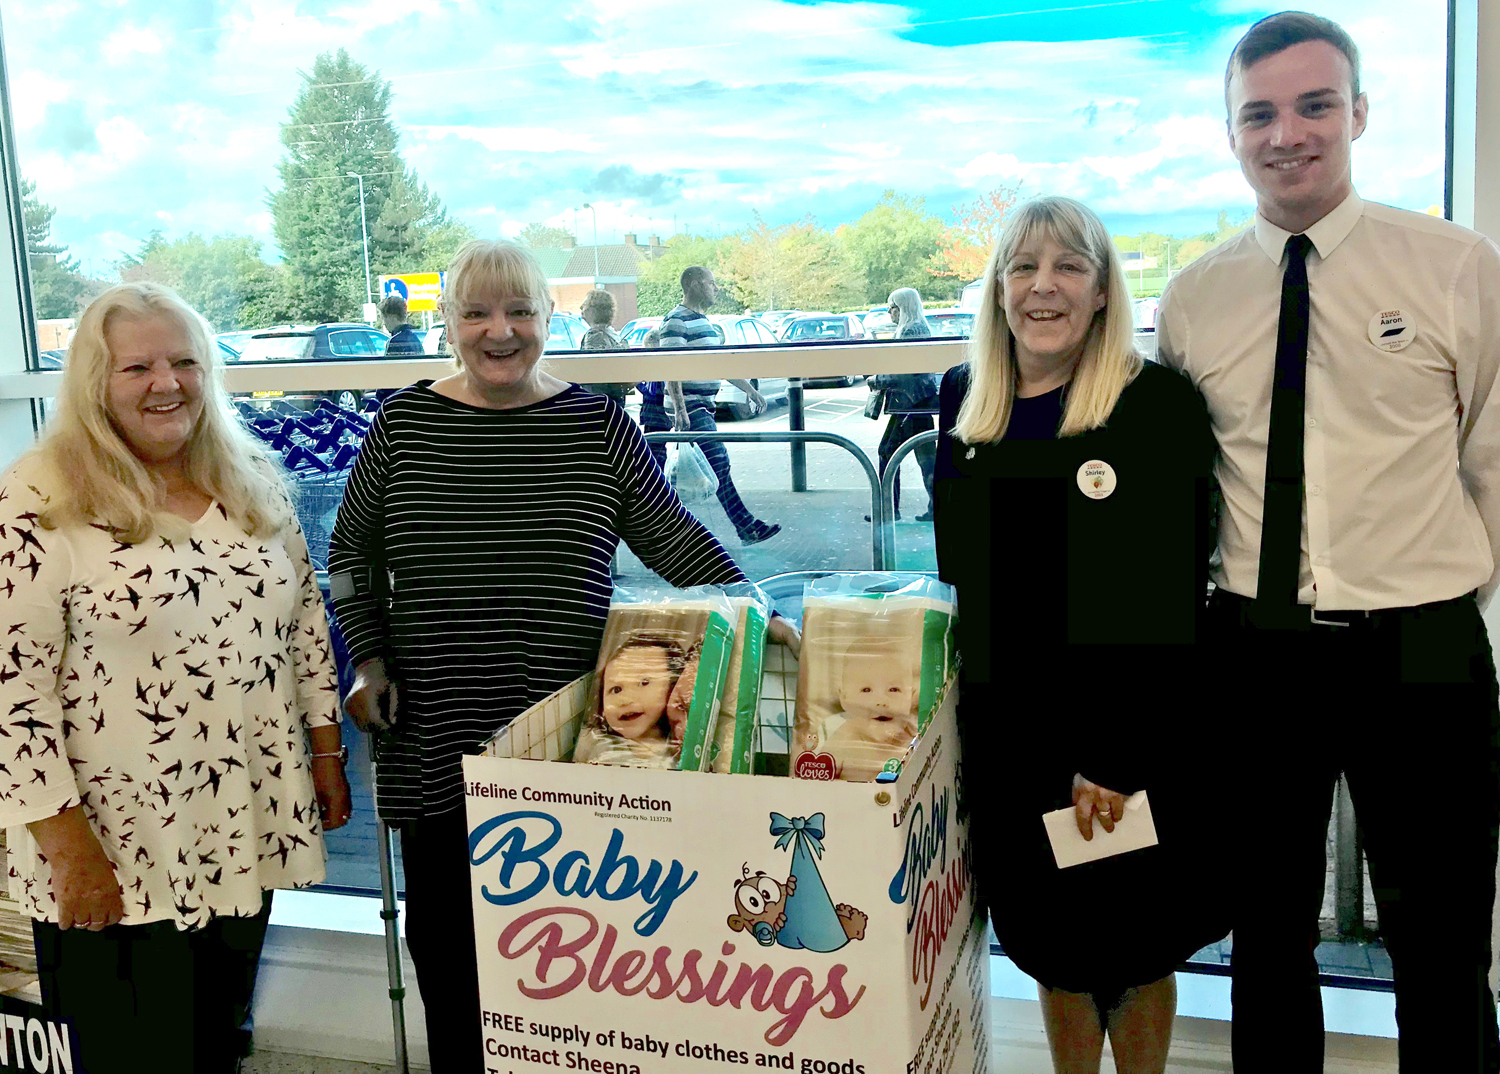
[239, 335, 315, 361]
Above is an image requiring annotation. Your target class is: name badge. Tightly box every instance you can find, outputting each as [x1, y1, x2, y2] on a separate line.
[1368, 308, 1416, 352]
[1076, 460, 1117, 500]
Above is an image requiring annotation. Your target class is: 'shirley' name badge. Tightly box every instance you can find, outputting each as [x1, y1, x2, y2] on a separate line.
[1076, 460, 1117, 500]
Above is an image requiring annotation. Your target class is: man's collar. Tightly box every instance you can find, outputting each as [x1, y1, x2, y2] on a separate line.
[1253, 189, 1364, 264]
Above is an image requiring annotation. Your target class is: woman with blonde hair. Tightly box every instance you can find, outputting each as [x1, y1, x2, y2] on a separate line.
[868, 286, 939, 521]
[0, 282, 348, 1073]
[329, 239, 796, 1073]
[933, 197, 1225, 1073]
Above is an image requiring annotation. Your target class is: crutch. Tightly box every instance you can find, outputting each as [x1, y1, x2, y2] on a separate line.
[371, 732, 411, 1074]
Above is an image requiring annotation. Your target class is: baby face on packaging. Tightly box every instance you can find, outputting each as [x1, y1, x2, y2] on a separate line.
[602, 644, 676, 741]
[838, 654, 915, 724]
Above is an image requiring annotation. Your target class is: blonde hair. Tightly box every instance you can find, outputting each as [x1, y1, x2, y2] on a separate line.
[30, 282, 289, 543]
[442, 240, 554, 368]
[953, 196, 1141, 444]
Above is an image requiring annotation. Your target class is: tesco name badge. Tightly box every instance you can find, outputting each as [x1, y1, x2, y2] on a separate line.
[1368, 308, 1416, 352]
[1076, 460, 1117, 500]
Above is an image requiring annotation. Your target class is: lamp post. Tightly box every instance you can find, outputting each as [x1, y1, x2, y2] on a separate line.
[347, 171, 373, 310]
[581, 202, 600, 288]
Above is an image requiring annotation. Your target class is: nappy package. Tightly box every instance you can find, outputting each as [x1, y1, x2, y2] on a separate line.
[708, 585, 772, 775]
[571, 586, 736, 771]
[791, 574, 957, 783]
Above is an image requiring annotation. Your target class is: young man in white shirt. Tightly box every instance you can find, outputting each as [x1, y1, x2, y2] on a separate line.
[1157, 12, 1500, 1071]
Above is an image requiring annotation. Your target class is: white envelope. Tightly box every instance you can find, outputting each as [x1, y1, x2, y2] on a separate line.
[1043, 790, 1159, 869]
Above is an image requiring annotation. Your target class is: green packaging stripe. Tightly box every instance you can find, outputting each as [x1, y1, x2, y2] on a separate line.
[728, 604, 767, 774]
[917, 608, 953, 732]
[677, 609, 735, 772]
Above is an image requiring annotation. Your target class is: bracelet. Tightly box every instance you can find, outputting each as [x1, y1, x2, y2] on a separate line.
[311, 746, 349, 765]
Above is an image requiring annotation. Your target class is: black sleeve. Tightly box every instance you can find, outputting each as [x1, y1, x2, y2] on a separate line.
[604, 401, 748, 589]
[934, 364, 970, 485]
[328, 404, 395, 669]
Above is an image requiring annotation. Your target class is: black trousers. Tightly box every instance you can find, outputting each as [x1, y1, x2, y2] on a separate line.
[32, 891, 273, 1074]
[1207, 591, 1500, 1073]
[878, 413, 935, 517]
[401, 808, 484, 1074]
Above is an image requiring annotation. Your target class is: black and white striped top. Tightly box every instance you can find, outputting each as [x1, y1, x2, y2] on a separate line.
[329, 382, 746, 819]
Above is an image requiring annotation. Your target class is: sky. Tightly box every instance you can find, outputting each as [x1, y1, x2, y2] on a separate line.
[4, 0, 1449, 274]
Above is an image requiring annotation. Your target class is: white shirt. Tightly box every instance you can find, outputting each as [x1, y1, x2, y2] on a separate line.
[0, 458, 339, 927]
[1157, 192, 1500, 610]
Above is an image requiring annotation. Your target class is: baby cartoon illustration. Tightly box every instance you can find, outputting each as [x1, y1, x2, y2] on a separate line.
[576, 632, 701, 767]
[727, 866, 796, 946]
[822, 641, 919, 782]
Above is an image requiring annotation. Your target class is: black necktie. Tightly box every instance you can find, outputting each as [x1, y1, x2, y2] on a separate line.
[1253, 233, 1313, 626]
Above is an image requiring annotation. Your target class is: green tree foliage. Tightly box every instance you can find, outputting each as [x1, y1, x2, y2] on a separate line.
[118, 232, 281, 330]
[372, 170, 460, 275]
[931, 184, 1022, 283]
[718, 214, 863, 312]
[517, 223, 575, 249]
[270, 49, 403, 321]
[22, 179, 97, 319]
[634, 235, 737, 316]
[835, 191, 946, 304]
[1112, 211, 1254, 295]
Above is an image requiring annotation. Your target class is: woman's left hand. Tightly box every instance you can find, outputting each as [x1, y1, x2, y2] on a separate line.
[1072, 773, 1127, 841]
[312, 758, 353, 831]
[768, 616, 802, 658]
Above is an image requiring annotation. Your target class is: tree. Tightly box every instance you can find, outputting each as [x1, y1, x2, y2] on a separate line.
[118, 231, 281, 330]
[517, 223, 574, 249]
[835, 191, 946, 304]
[930, 183, 1022, 283]
[372, 170, 459, 275]
[718, 214, 863, 312]
[634, 235, 735, 317]
[22, 179, 97, 319]
[270, 49, 403, 321]
[421, 219, 480, 275]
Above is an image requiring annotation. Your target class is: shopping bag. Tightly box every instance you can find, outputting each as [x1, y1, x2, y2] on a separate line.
[863, 389, 885, 419]
[666, 443, 719, 504]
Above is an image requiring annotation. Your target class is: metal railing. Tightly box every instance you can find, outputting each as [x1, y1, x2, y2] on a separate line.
[878, 428, 939, 571]
[644, 429, 886, 569]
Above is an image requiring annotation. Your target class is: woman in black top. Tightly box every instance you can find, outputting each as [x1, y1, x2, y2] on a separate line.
[330, 240, 797, 1074]
[933, 197, 1224, 1073]
[871, 287, 939, 521]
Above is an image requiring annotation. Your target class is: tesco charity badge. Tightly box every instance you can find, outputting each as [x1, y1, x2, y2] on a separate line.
[1076, 459, 1117, 500]
[1368, 308, 1416, 352]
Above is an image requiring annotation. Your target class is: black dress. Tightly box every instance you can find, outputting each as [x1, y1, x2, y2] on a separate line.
[934, 361, 1229, 996]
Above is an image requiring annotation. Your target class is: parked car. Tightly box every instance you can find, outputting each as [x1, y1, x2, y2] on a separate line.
[1132, 297, 1160, 330]
[214, 330, 259, 358]
[547, 311, 588, 351]
[862, 306, 898, 340]
[237, 323, 391, 362]
[233, 323, 391, 411]
[959, 280, 984, 310]
[779, 313, 867, 387]
[758, 309, 803, 336]
[423, 327, 447, 355]
[619, 317, 663, 347]
[38, 349, 65, 370]
[926, 310, 976, 338]
[706, 316, 789, 419]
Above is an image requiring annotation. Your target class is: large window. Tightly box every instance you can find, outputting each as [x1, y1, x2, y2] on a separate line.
[3, 0, 1451, 986]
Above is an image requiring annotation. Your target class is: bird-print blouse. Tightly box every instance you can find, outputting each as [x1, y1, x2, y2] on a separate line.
[0, 459, 340, 928]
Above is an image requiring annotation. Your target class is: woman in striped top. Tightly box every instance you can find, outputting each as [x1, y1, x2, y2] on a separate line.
[329, 240, 794, 1074]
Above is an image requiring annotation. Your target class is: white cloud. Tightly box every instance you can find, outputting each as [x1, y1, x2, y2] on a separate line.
[95, 116, 147, 165]
[102, 27, 162, 62]
[11, 73, 71, 133]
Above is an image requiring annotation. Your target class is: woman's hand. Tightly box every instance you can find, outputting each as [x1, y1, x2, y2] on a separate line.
[1072, 773, 1128, 841]
[312, 758, 353, 831]
[344, 658, 398, 732]
[28, 807, 125, 931]
[768, 616, 802, 658]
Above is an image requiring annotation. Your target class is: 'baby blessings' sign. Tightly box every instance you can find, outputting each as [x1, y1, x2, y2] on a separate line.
[463, 684, 990, 1074]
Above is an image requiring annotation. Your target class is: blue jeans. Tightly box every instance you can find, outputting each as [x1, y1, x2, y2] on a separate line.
[639, 397, 760, 534]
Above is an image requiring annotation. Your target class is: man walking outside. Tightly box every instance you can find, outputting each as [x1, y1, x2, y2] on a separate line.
[1157, 12, 1500, 1071]
[638, 266, 781, 545]
[380, 293, 425, 355]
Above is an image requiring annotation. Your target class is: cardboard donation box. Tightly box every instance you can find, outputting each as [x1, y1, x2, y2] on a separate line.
[464, 658, 991, 1074]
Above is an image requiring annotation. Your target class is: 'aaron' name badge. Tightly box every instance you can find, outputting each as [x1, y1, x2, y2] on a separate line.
[1076, 459, 1117, 500]
[1368, 308, 1416, 352]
